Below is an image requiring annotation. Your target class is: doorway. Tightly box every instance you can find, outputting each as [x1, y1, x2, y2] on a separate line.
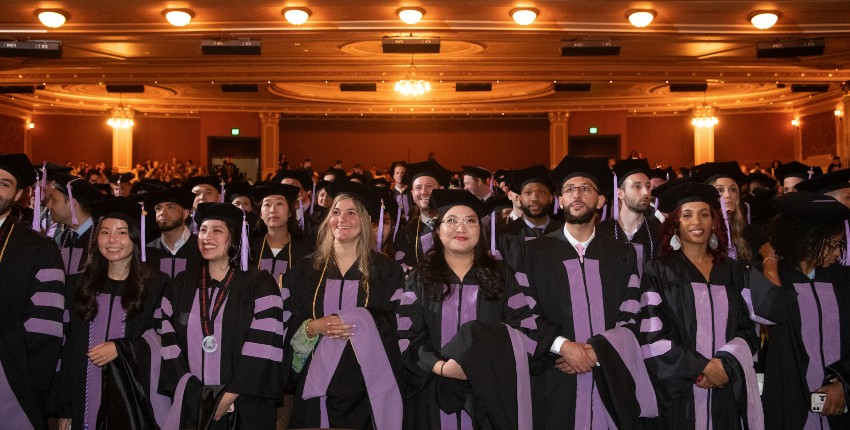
[207, 136, 261, 182]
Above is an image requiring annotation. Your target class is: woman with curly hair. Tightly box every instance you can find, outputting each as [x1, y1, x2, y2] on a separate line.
[399, 189, 541, 430]
[282, 180, 405, 429]
[56, 197, 171, 430]
[639, 182, 762, 429]
[759, 191, 850, 429]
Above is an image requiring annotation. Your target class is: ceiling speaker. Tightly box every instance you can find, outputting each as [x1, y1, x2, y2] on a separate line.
[0, 86, 36, 94]
[221, 84, 259, 92]
[790, 84, 830, 93]
[561, 40, 620, 56]
[554, 83, 592, 92]
[456, 83, 492, 92]
[201, 39, 261, 55]
[0, 40, 62, 58]
[669, 83, 708, 92]
[382, 37, 440, 54]
[106, 85, 145, 93]
[340, 83, 377, 92]
[756, 38, 825, 58]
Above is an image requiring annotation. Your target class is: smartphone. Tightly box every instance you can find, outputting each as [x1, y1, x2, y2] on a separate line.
[810, 392, 826, 413]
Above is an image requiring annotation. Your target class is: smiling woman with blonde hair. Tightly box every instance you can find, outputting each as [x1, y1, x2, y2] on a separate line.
[282, 180, 405, 429]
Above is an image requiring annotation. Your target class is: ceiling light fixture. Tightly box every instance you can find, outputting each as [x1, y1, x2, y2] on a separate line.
[395, 56, 431, 97]
[36, 10, 69, 28]
[510, 8, 539, 26]
[397, 7, 425, 25]
[692, 104, 719, 128]
[749, 11, 780, 30]
[107, 94, 135, 129]
[283, 7, 311, 25]
[163, 9, 194, 27]
[627, 10, 656, 28]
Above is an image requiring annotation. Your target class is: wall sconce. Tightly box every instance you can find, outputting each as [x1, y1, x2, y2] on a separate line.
[26, 122, 35, 130]
[791, 119, 800, 127]
[835, 109, 844, 118]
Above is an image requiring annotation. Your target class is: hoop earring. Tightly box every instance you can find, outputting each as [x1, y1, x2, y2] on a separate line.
[709, 233, 719, 250]
[670, 234, 681, 251]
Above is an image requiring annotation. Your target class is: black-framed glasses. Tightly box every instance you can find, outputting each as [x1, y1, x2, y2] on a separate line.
[562, 184, 598, 196]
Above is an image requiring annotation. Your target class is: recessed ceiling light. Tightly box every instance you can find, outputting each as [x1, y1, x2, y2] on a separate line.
[510, 8, 539, 26]
[283, 7, 311, 25]
[749, 11, 780, 30]
[397, 7, 425, 25]
[627, 10, 656, 28]
[36, 9, 69, 28]
[163, 9, 194, 27]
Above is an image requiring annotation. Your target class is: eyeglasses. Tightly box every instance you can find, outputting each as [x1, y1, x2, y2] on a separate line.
[562, 184, 598, 196]
[441, 216, 480, 228]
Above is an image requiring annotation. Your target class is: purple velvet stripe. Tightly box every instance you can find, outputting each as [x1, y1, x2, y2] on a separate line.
[301, 330, 347, 428]
[420, 232, 434, 255]
[255, 295, 284, 313]
[142, 330, 172, 428]
[591, 382, 607, 428]
[584, 260, 607, 337]
[323, 279, 342, 315]
[740, 288, 775, 325]
[174, 258, 187, 276]
[162, 373, 191, 430]
[514, 272, 529, 287]
[640, 340, 671, 359]
[0, 360, 35, 430]
[709, 285, 729, 359]
[813, 282, 841, 367]
[35, 268, 65, 283]
[341, 280, 360, 312]
[794, 282, 839, 408]
[439, 410, 473, 430]
[505, 325, 533, 430]
[259, 258, 274, 274]
[564, 258, 594, 429]
[344, 308, 404, 430]
[461, 285, 479, 326]
[31, 291, 64, 309]
[394, 250, 405, 262]
[691, 282, 712, 430]
[242, 341, 284, 361]
[718, 337, 764, 430]
[159, 259, 171, 276]
[60, 247, 84, 274]
[187, 289, 226, 385]
[599, 327, 659, 417]
[24, 318, 63, 338]
[440, 285, 461, 348]
[86, 294, 127, 429]
[632, 243, 645, 277]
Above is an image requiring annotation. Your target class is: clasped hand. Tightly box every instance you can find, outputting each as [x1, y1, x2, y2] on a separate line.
[696, 358, 729, 389]
[87, 342, 118, 367]
[555, 341, 597, 374]
[308, 314, 356, 339]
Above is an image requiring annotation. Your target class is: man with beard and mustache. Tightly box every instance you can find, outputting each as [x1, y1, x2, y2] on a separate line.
[518, 156, 655, 430]
[598, 159, 661, 276]
[393, 159, 452, 272]
[0, 154, 66, 430]
[143, 187, 201, 278]
[47, 173, 109, 275]
[496, 164, 561, 271]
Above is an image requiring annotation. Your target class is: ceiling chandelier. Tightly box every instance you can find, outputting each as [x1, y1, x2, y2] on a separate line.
[691, 104, 718, 128]
[107, 94, 135, 128]
[395, 56, 431, 96]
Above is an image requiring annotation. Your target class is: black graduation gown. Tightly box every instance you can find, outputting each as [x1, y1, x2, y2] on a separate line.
[0, 222, 66, 430]
[55, 224, 94, 275]
[249, 235, 313, 287]
[159, 265, 283, 430]
[496, 217, 562, 271]
[57, 272, 169, 428]
[517, 229, 644, 430]
[398, 263, 543, 430]
[761, 264, 850, 429]
[145, 232, 202, 279]
[394, 217, 434, 272]
[306, 204, 328, 224]
[596, 216, 661, 276]
[282, 251, 404, 430]
[391, 188, 413, 223]
[638, 252, 760, 430]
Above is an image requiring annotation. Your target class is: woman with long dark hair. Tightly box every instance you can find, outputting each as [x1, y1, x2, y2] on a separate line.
[282, 181, 405, 429]
[250, 183, 313, 287]
[158, 203, 283, 429]
[56, 196, 170, 430]
[399, 189, 540, 429]
[759, 191, 850, 429]
[638, 182, 762, 429]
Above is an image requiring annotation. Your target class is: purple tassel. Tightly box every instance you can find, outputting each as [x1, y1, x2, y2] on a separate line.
[720, 198, 734, 257]
[310, 181, 316, 214]
[393, 205, 402, 243]
[41, 162, 47, 190]
[844, 220, 850, 266]
[139, 202, 147, 262]
[490, 210, 496, 255]
[613, 173, 619, 221]
[808, 166, 814, 180]
[654, 197, 659, 209]
[240, 210, 249, 271]
[376, 199, 386, 251]
[553, 196, 559, 214]
[32, 173, 42, 232]
[745, 202, 751, 224]
[489, 173, 494, 194]
[298, 198, 305, 231]
[190, 210, 198, 234]
[219, 183, 225, 203]
[68, 179, 79, 225]
[600, 204, 607, 221]
[116, 177, 122, 197]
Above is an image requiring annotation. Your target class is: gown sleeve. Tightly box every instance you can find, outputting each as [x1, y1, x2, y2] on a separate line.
[228, 270, 284, 400]
[499, 264, 545, 357]
[157, 273, 190, 395]
[397, 270, 441, 395]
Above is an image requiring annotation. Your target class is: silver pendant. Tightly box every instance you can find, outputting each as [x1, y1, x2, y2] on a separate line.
[202, 335, 218, 353]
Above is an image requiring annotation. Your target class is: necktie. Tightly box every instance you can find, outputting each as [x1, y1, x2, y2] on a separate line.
[576, 243, 585, 263]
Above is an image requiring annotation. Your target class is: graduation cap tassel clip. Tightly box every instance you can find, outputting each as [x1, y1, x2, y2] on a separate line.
[808, 166, 814, 180]
[376, 199, 386, 252]
[393, 204, 402, 243]
[32, 172, 42, 232]
[490, 209, 496, 256]
[190, 210, 198, 234]
[612, 173, 620, 221]
[219, 183, 226, 203]
[600, 203, 608, 221]
[310, 181, 316, 215]
[240, 210, 249, 271]
[139, 202, 147, 262]
[553, 196, 559, 215]
[298, 198, 305, 231]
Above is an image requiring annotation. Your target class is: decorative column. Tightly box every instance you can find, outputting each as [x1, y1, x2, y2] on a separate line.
[693, 126, 715, 165]
[548, 111, 569, 167]
[259, 112, 281, 179]
[111, 126, 134, 172]
[837, 96, 850, 162]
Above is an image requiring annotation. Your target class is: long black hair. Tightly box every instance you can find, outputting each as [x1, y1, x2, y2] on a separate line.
[76, 215, 151, 322]
[767, 214, 844, 269]
[413, 209, 504, 302]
